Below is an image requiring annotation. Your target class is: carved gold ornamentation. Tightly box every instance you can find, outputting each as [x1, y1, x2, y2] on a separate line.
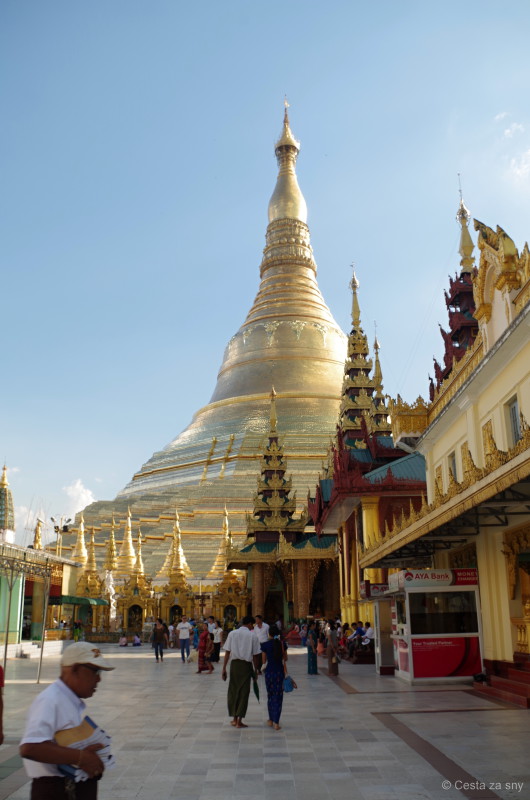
[502, 525, 530, 600]
[388, 395, 429, 441]
[482, 420, 509, 472]
[449, 543, 477, 569]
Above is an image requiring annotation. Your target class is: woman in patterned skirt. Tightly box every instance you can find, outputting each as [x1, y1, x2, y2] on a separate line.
[261, 624, 287, 730]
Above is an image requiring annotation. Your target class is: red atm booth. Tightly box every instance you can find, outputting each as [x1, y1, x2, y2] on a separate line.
[386, 568, 483, 683]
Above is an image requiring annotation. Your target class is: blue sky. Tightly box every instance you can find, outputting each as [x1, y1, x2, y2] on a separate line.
[2, 1, 530, 545]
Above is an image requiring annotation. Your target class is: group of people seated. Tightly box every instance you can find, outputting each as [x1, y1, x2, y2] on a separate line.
[337, 621, 374, 659]
[118, 633, 142, 647]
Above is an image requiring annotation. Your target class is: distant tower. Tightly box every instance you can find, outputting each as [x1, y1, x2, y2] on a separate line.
[0, 465, 15, 544]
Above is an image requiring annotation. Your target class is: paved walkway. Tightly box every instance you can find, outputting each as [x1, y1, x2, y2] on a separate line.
[1, 645, 529, 800]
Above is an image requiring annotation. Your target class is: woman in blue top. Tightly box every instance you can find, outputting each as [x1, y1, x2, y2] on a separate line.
[261, 624, 287, 730]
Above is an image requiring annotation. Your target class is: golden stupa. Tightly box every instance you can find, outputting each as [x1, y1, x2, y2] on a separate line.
[79, 107, 347, 578]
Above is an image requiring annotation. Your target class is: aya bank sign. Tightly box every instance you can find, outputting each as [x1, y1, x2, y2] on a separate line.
[388, 568, 478, 591]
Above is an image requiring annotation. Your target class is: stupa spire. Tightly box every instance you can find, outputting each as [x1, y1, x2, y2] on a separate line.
[116, 508, 136, 577]
[169, 510, 189, 587]
[268, 100, 307, 224]
[338, 269, 374, 447]
[133, 530, 145, 576]
[207, 505, 233, 579]
[85, 528, 98, 572]
[33, 518, 43, 550]
[103, 518, 118, 571]
[71, 514, 88, 565]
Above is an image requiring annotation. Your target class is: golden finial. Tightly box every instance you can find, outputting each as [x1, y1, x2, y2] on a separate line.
[374, 321, 380, 352]
[270, 386, 278, 433]
[275, 99, 300, 151]
[1, 465, 8, 488]
[349, 264, 361, 327]
[455, 175, 474, 273]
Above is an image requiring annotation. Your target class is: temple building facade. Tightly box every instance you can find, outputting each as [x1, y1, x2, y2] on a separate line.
[357, 204, 530, 698]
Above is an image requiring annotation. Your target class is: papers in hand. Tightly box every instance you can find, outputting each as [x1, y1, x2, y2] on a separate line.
[56, 716, 115, 782]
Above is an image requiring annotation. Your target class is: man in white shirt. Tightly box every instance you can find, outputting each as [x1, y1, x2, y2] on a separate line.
[362, 622, 375, 651]
[207, 615, 216, 634]
[221, 615, 262, 728]
[253, 615, 269, 645]
[177, 616, 192, 663]
[19, 642, 114, 800]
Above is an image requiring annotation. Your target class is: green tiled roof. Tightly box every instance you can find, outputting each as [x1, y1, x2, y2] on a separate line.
[364, 452, 426, 484]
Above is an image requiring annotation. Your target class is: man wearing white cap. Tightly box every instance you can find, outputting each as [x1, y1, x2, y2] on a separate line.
[20, 642, 114, 800]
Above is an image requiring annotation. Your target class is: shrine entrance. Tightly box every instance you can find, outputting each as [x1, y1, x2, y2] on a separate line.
[127, 604, 143, 632]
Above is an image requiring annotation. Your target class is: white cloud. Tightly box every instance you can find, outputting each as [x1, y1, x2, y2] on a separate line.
[504, 123, 524, 138]
[8, 466, 21, 474]
[495, 111, 509, 121]
[62, 479, 96, 518]
[510, 149, 530, 180]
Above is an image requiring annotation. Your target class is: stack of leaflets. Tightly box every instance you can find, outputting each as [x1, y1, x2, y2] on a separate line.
[56, 716, 115, 782]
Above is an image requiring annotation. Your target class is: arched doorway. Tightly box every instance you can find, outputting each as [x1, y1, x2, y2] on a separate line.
[128, 604, 143, 633]
[224, 604, 237, 630]
[170, 604, 183, 623]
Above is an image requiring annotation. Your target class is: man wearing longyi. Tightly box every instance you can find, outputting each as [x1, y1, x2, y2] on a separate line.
[19, 642, 114, 800]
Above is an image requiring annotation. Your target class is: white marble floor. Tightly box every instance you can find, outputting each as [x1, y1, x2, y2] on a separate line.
[1, 646, 529, 800]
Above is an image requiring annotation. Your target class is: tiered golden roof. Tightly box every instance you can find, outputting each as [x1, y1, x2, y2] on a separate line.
[246, 390, 308, 537]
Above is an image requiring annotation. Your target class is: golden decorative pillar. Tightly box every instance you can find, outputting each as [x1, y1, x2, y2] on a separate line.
[296, 560, 309, 618]
[361, 497, 382, 583]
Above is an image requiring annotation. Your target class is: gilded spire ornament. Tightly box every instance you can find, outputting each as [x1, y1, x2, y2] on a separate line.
[116, 508, 136, 577]
[133, 529, 145, 576]
[71, 514, 88, 565]
[76, 527, 102, 596]
[456, 185, 475, 274]
[0, 465, 15, 543]
[370, 332, 392, 435]
[246, 393, 308, 539]
[168, 510, 190, 588]
[85, 528, 98, 572]
[207, 505, 235, 579]
[103, 517, 118, 572]
[339, 268, 375, 447]
[33, 518, 43, 550]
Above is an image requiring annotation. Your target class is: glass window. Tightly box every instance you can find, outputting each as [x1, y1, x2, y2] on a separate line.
[409, 591, 478, 634]
[506, 396, 522, 447]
